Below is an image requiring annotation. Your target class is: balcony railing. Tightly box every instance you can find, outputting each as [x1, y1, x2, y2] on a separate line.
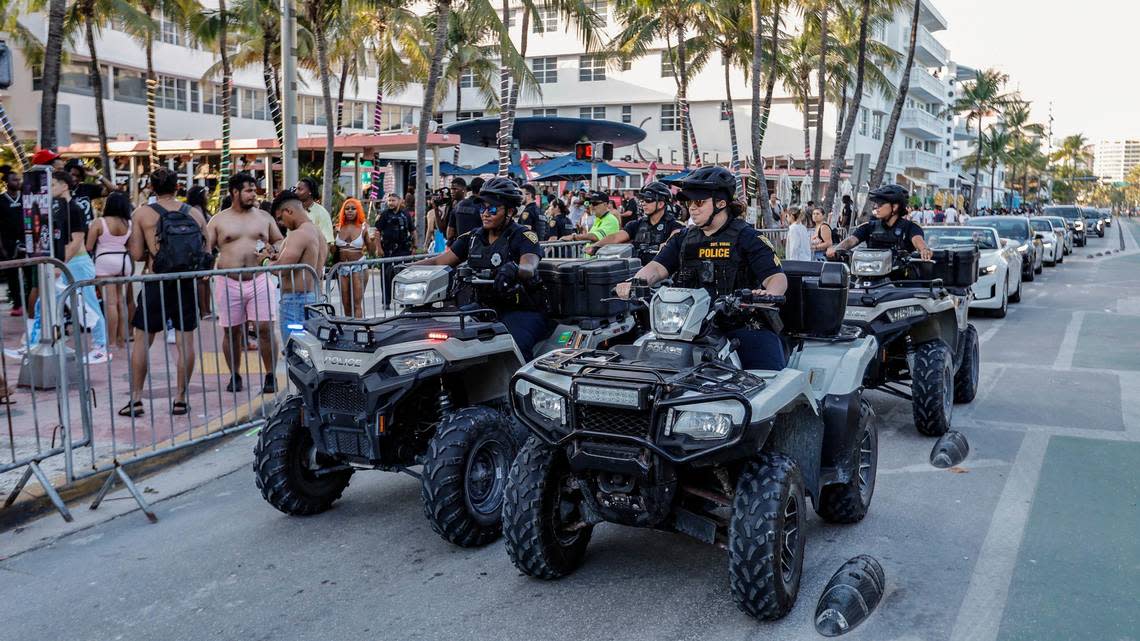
[916, 27, 948, 65]
[954, 122, 977, 141]
[897, 149, 943, 173]
[909, 69, 948, 103]
[899, 108, 946, 139]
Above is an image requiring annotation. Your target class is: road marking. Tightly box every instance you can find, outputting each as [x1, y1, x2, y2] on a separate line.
[1051, 310, 1084, 370]
[1118, 373, 1140, 440]
[978, 320, 1005, 344]
[949, 431, 1050, 641]
[956, 417, 1140, 443]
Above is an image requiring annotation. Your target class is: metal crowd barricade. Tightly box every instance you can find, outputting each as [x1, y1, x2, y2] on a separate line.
[322, 241, 588, 320]
[52, 262, 323, 521]
[0, 256, 83, 521]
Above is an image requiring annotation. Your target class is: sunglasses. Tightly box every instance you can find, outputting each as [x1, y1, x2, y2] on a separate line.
[480, 205, 501, 215]
[685, 198, 711, 209]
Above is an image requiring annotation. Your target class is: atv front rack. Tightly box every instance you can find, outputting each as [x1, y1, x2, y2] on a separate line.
[303, 303, 499, 333]
[534, 348, 767, 396]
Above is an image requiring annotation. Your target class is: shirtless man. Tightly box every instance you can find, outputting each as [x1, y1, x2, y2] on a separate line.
[121, 167, 208, 418]
[258, 190, 326, 343]
[205, 173, 284, 394]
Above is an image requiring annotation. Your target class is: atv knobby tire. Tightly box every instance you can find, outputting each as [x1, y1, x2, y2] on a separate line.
[729, 453, 807, 620]
[912, 341, 954, 436]
[815, 401, 877, 524]
[254, 395, 353, 515]
[502, 438, 593, 579]
[954, 325, 980, 404]
[421, 406, 520, 547]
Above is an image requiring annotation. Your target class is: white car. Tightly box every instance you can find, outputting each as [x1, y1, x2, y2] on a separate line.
[1029, 218, 1064, 266]
[925, 226, 1023, 318]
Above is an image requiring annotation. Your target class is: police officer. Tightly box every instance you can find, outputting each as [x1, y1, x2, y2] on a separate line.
[415, 177, 549, 360]
[377, 192, 414, 257]
[827, 184, 933, 260]
[446, 176, 484, 239]
[518, 184, 547, 240]
[585, 181, 684, 265]
[546, 198, 576, 241]
[616, 166, 789, 371]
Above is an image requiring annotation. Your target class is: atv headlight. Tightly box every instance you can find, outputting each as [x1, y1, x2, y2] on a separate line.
[851, 249, 893, 277]
[529, 387, 566, 423]
[393, 281, 428, 305]
[390, 349, 444, 375]
[289, 342, 313, 368]
[653, 301, 692, 336]
[885, 305, 926, 322]
[668, 410, 733, 440]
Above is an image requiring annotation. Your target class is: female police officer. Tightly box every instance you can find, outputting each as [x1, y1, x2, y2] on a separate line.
[414, 177, 549, 359]
[615, 166, 789, 371]
[826, 184, 933, 259]
[585, 181, 685, 265]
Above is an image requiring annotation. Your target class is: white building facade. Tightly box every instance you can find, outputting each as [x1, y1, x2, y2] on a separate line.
[1093, 140, 1140, 183]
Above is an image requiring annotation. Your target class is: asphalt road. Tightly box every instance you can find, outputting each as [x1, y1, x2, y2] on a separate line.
[2, 220, 1138, 641]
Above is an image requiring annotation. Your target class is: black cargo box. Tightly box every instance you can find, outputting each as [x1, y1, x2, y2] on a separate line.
[780, 260, 849, 337]
[930, 248, 979, 287]
[538, 258, 640, 319]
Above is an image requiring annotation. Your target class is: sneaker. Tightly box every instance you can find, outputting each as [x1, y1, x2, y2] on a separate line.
[85, 349, 111, 365]
[3, 345, 27, 359]
[262, 374, 277, 394]
[166, 328, 177, 344]
[225, 374, 243, 393]
[9, 307, 22, 317]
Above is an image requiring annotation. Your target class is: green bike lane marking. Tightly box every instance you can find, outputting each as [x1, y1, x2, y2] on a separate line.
[996, 436, 1140, 641]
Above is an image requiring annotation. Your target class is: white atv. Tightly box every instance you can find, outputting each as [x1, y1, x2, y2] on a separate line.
[502, 261, 880, 620]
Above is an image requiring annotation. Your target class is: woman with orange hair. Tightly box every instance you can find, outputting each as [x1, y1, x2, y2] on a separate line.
[333, 198, 378, 317]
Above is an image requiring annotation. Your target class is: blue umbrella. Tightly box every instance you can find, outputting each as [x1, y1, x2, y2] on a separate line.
[658, 169, 692, 183]
[424, 161, 474, 176]
[466, 160, 525, 176]
[530, 153, 629, 181]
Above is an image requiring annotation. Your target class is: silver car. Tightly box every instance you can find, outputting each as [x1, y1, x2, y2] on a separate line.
[1039, 215, 1074, 255]
[1029, 218, 1064, 266]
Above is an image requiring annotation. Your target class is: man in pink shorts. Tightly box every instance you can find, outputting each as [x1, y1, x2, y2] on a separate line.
[206, 173, 284, 393]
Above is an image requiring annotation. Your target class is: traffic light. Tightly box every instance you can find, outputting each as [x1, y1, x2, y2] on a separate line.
[575, 141, 614, 162]
[575, 142, 593, 161]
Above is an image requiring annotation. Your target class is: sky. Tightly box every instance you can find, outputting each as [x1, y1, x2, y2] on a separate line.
[934, 0, 1139, 146]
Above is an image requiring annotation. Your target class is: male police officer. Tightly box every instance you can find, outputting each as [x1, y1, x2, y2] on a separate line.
[827, 184, 933, 259]
[616, 166, 788, 371]
[377, 192, 414, 257]
[585, 181, 684, 265]
[518, 184, 547, 240]
[415, 177, 549, 360]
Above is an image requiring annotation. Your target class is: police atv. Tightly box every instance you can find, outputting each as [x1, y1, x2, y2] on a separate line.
[253, 260, 637, 547]
[833, 245, 980, 436]
[502, 261, 880, 620]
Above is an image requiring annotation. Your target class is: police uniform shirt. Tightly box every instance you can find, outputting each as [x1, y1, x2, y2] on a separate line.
[377, 208, 413, 255]
[653, 218, 782, 291]
[518, 202, 546, 240]
[450, 196, 483, 238]
[550, 214, 576, 239]
[448, 221, 542, 266]
[621, 215, 685, 247]
[852, 217, 924, 252]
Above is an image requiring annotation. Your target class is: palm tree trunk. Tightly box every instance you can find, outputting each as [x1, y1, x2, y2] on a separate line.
[369, 23, 387, 201]
[836, 82, 847, 139]
[84, 2, 112, 180]
[868, 0, 921, 199]
[504, 6, 531, 172]
[452, 72, 463, 164]
[723, 49, 741, 196]
[971, 121, 982, 213]
[824, 0, 871, 219]
[417, 0, 452, 244]
[145, 39, 159, 168]
[0, 103, 29, 170]
[313, 19, 337, 207]
[801, 87, 811, 167]
[677, 22, 694, 168]
[810, 2, 828, 202]
[219, 0, 233, 189]
[989, 158, 996, 209]
[495, 0, 513, 176]
[263, 34, 284, 147]
[752, 0, 780, 224]
[39, 0, 66, 149]
[335, 58, 349, 136]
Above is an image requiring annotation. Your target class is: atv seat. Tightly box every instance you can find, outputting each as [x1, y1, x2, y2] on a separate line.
[780, 260, 849, 338]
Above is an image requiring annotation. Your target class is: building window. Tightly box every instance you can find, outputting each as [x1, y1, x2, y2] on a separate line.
[587, 0, 607, 22]
[533, 108, 558, 117]
[621, 59, 631, 71]
[859, 107, 869, 136]
[158, 75, 187, 111]
[456, 110, 484, 121]
[300, 95, 327, 125]
[621, 105, 631, 124]
[506, 8, 517, 29]
[189, 81, 200, 112]
[531, 57, 558, 84]
[459, 68, 475, 88]
[719, 102, 731, 121]
[579, 55, 606, 82]
[580, 106, 605, 120]
[349, 102, 367, 129]
[112, 67, 147, 105]
[661, 53, 675, 78]
[240, 87, 267, 120]
[58, 62, 101, 97]
[661, 103, 680, 131]
[872, 113, 883, 140]
[159, 15, 184, 46]
[533, 7, 558, 33]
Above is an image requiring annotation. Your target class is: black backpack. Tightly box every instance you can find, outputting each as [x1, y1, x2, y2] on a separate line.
[152, 202, 212, 273]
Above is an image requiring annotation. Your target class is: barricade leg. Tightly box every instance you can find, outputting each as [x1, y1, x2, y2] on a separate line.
[3, 460, 74, 522]
[89, 462, 157, 523]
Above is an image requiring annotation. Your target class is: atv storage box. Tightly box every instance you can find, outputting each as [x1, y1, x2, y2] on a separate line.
[780, 260, 849, 337]
[538, 258, 640, 319]
[931, 248, 979, 287]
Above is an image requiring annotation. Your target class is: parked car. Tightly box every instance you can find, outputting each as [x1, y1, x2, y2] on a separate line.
[1079, 207, 1105, 238]
[969, 216, 1042, 280]
[1039, 215, 1074, 255]
[925, 226, 1022, 317]
[1029, 218, 1064, 266]
[1043, 206, 1087, 247]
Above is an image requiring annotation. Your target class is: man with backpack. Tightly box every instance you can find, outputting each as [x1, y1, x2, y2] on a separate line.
[121, 168, 211, 418]
[206, 173, 284, 395]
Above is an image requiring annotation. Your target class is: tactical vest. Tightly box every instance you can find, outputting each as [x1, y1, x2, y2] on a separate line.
[466, 225, 544, 311]
[866, 218, 911, 251]
[675, 218, 751, 296]
[633, 214, 676, 248]
[380, 209, 412, 255]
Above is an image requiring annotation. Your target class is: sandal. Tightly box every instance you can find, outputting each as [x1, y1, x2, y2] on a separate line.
[118, 400, 144, 417]
[172, 400, 189, 416]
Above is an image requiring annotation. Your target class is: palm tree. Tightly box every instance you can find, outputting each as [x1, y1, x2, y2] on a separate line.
[39, 0, 67, 149]
[190, 0, 235, 188]
[696, 0, 752, 193]
[327, 2, 376, 137]
[808, 0, 829, 201]
[1053, 133, 1089, 172]
[966, 127, 1010, 209]
[302, 0, 341, 206]
[999, 99, 1043, 205]
[224, 0, 286, 146]
[751, 0, 781, 224]
[437, 5, 500, 164]
[867, 0, 921, 198]
[366, 1, 425, 200]
[950, 68, 1012, 212]
[777, 31, 816, 168]
[415, 0, 454, 244]
[131, 0, 189, 169]
[1, 0, 44, 168]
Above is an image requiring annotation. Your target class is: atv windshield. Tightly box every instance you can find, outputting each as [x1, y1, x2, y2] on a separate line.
[925, 228, 997, 250]
[972, 218, 1029, 241]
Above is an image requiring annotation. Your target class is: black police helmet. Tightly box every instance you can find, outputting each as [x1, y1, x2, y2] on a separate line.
[674, 166, 736, 203]
[476, 177, 524, 208]
[637, 181, 673, 203]
[868, 184, 909, 206]
[585, 189, 610, 204]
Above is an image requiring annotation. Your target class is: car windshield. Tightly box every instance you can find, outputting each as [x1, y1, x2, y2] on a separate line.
[1043, 217, 1067, 228]
[925, 228, 998, 250]
[971, 217, 1029, 241]
[1045, 206, 1081, 220]
[1030, 219, 1053, 232]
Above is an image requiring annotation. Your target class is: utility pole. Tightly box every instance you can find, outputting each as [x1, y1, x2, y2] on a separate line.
[1046, 101, 1054, 203]
[280, 0, 299, 187]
